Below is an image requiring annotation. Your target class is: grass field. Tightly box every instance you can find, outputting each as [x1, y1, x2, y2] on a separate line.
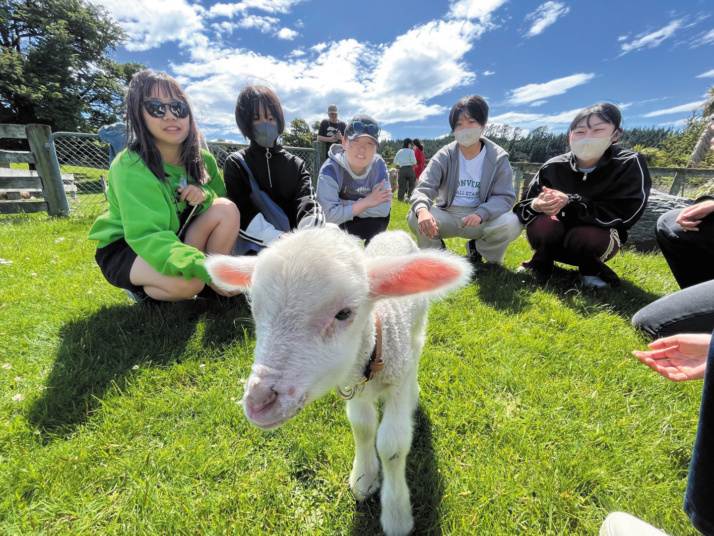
[0, 200, 702, 535]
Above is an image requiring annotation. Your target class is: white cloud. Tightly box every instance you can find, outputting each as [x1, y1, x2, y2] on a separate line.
[448, 0, 508, 22]
[489, 108, 583, 131]
[235, 15, 281, 33]
[208, 0, 305, 17]
[523, 2, 569, 37]
[529, 100, 546, 107]
[277, 27, 299, 40]
[93, 0, 206, 52]
[642, 100, 706, 117]
[505, 73, 596, 105]
[619, 19, 684, 56]
[483, 70, 495, 76]
[697, 69, 714, 78]
[699, 29, 714, 46]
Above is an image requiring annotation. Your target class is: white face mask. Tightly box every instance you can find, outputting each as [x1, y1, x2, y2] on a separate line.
[454, 127, 482, 148]
[570, 132, 615, 162]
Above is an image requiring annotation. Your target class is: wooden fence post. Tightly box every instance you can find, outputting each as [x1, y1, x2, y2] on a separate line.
[25, 124, 69, 216]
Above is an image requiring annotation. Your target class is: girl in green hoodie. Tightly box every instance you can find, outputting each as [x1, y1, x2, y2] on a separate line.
[89, 70, 240, 303]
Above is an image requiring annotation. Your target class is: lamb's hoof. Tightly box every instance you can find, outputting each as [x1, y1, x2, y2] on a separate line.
[349, 470, 380, 502]
[381, 507, 414, 536]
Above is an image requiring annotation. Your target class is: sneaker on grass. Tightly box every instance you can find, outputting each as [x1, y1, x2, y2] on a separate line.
[465, 240, 483, 266]
[600, 512, 669, 536]
[580, 275, 608, 289]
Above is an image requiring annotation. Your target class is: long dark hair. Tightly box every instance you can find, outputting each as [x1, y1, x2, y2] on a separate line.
[234, 85, 286, 141]
[412, 138, 424, 151]
[125, 70, 207, 184]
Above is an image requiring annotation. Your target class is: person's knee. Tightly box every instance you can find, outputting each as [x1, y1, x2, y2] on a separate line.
[656, 207, 686, 242]
[171, 278, 205, 300]
[212, 198, 240, 226]
[527, 215, 564, 246]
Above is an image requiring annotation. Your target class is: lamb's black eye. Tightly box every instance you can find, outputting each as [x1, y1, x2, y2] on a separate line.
[335, 309, 352, 321]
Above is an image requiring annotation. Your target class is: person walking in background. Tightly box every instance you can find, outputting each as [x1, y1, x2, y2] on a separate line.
[394, 138, 417, 202]
[317, 104, 347, 156]
[513, 103, 651, 288]
[408, 95, 523, 267]
[413, 138, 425, 181]
[316, 114, 392, 244]
[223, 85, 324, 254]
[88, 70, 240, 304]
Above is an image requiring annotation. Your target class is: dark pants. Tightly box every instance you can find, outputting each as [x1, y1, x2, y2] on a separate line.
[632, 280, 714, 338]
[684, 332, 714, 535]
[397, 166, 416, 202]
[524, 214, 621, 284]
[341, 214, 390, 245]
[656, 207, 714, 289]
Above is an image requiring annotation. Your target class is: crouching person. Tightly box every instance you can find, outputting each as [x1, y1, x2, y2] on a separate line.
[316, 114, 392, 244]
[513, 103, 651, 288]
[407, 95, 523, 265]
[88, 70, 240, 305]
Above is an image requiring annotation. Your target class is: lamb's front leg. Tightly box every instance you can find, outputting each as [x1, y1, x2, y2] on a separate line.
[346, 398, 380, 501]
[377, 371, 419, 536]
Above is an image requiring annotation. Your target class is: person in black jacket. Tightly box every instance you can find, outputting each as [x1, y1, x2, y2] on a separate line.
[224, 85, 324, 252]
[513, 103, 651, 288]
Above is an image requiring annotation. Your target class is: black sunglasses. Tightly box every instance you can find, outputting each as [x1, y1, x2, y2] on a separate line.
[142, 100, 190, 119]
[350, 120, 380, 138]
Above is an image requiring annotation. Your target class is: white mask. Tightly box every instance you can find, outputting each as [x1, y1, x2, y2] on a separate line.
[454, 127, 482, 147]
[570, 133, 615, 162]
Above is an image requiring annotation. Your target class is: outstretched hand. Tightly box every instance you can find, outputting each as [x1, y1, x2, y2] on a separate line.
[632, 333, 712, 382]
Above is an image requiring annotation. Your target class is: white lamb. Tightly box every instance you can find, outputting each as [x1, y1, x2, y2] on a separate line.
[206, 226, 472, 536]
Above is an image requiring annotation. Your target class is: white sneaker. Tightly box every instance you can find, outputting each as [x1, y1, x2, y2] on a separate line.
[600, 512, 669, 536]
[580, 275, 608, 288]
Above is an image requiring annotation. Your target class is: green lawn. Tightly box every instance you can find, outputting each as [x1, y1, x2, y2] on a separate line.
[0, 201, 701, 535]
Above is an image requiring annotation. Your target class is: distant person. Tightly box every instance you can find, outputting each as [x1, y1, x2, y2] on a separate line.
[316, 114, 392, 244]
[413, 138, 426, 181]
[513, 103, 651, 288]
[317, 104, 347, 156]
[88, 70, 240, 304]
[393, 138, 417, 202]
[408, 95, 523, 266]
[223, 85, 324, 254]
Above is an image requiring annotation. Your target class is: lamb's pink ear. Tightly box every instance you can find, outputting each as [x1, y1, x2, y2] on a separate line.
[205, 254, 257, 292]
[367, 252, 472, 298]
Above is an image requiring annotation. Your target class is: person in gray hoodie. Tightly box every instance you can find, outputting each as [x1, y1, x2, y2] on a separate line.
[408, 95, 523, 265]
[316, 114, 392, 244]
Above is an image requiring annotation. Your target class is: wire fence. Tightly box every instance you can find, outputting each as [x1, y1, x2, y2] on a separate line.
[47, 133, 322, 217]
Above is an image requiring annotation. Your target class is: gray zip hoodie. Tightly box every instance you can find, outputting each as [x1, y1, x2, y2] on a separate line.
[410, 139, 516, 223]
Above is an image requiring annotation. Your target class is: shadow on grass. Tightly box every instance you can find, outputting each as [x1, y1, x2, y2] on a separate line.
[351, 404, 444, 535]
[27, 298, 253, 441]
[475, 263, 663, 321]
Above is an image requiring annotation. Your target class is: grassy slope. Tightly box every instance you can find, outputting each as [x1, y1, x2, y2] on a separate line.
[0, 202, 700, 535]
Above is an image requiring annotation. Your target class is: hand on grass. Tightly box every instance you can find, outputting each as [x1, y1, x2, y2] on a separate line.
[632, 333, 711, 382]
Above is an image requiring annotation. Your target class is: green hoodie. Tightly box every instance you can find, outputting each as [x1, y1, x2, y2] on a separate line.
[88, 149, 227, 284]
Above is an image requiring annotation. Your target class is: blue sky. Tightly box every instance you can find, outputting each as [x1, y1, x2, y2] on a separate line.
[92, 0, 714, 143]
